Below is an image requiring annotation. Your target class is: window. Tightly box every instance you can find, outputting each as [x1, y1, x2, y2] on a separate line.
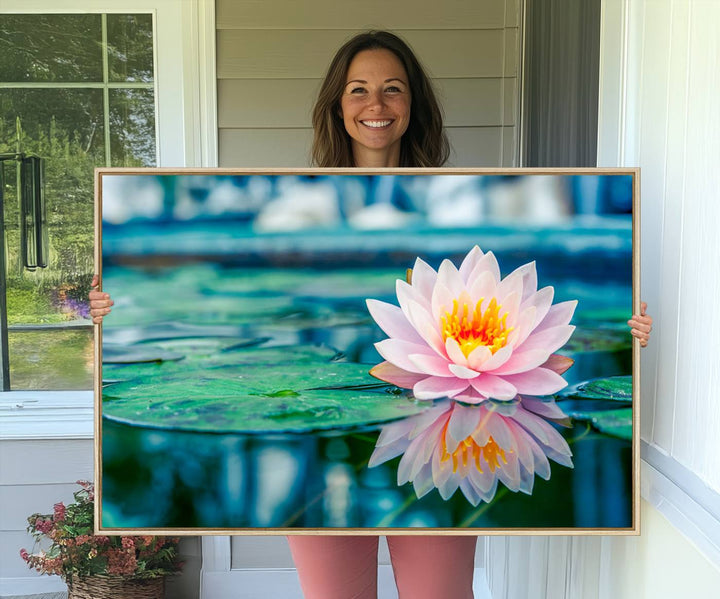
[0, 13, 156, 390]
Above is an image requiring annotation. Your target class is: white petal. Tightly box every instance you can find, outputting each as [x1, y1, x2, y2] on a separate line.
[447, 404, 483, 447]
[448, 363, 481, 379]
[458, 245, 485, 282]
[409, 353, 453, 377]
[437, 259, 466, 298]
[467, 251, 501, 285]
[411, 257, 438, 299]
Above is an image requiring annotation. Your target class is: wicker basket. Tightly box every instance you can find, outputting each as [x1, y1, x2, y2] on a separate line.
[67, 575, 165, 599]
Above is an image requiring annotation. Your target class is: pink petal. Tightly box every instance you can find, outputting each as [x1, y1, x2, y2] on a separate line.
[495, 269, 525, 307]
[489, 348, 552, 375]
[496, 290, 521, 330]
[445, 337, 469, 367]
[408, 402, 453, 439]
[366, 299, 424, 345]
[396, 279, 431, 316]
[448, 363, 480, 379]
[407, 300, 447, 358]
[413, 376, 470, 400]
[467, 251, 501, 285]
[522, 285, 554, 328]
[534, 300, 577, 333]
[505, 419, 535, 471]
[516, 325, 575, 354]
[458, 245, 485, 282]
[507, 305, 537, 347]
[520, 396, 571, 422]
[453, 388, 489, 405]
[484, 412, 515, 449]
[436, 259, 466, 298]
[467, 345, 492, 370]
[369, 442, 408, 467]
[370, 361, 427, 388]
[374, 339, 437, 374]
[468, 270, 497, 304]
[540, 353, 574, 375]
[470, 374, 518, 400]
[409, 353, 453, 377]
[447, 404, 483, 449]
[375, 418, 415, 447]
[431, 281, 457, 323]
[410, 257, 438, 300]
[477, 344, 513, 371]
[459, 480, 483, 506]
[502, 367, 568, 395]
[508, 261, 539, 303]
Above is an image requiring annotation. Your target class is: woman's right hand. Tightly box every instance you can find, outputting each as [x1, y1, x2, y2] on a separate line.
[89, 274, 114, 324]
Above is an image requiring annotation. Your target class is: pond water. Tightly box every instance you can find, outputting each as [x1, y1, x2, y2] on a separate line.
[100, 246, 634, 530]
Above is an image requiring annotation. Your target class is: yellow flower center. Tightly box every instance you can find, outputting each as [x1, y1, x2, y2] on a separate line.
[440, 423, 508, 474]
[440, 297, 513, 357]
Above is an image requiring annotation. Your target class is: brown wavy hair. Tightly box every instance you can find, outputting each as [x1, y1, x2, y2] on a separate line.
[311, 31, 450, 167]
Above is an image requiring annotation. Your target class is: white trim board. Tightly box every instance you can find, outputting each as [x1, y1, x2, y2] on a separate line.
[0, 576, 66, 599]
[0, 392, 93, 440]
[641, 447, 720, 568]
[201, 566, 492, 599]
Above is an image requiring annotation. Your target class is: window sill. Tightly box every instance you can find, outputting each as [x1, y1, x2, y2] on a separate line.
[0, 391, 93, 440]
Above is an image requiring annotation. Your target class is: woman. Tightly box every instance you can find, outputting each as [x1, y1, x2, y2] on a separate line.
[90, 31, 653, 599]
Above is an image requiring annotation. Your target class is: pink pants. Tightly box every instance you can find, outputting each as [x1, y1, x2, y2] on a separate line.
[287, 535, 477, 599]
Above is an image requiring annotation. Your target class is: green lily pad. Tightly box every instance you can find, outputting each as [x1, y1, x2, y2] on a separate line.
[561, 328, 631, 353]
[102, 344, 431, 433]
[103, 344, 185, 364]
[557, 375, 633, 402]
[569, 408, 633, 441]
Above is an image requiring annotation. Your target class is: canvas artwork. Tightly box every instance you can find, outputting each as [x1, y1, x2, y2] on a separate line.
[95, 169, 638, 533]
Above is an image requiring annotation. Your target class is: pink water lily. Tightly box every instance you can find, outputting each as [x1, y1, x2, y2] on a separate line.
[367, 246, 577, 404]
[368, 397, 573, 505]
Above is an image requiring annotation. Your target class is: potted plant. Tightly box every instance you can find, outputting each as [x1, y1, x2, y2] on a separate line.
[20, 480, 182, 599]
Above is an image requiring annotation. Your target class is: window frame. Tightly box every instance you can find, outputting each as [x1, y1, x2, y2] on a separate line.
[0, 0, 217, 439]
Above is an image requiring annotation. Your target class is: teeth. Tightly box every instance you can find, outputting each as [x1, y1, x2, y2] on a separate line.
[362, 120, 392, 128]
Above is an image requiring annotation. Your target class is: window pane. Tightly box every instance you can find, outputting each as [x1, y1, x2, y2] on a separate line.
[107, 14, 154, 83]
[0, 14, 102, 82]
[0, 13, 157, 391]
[8, 329, 93, 390]
[110, 89, 156, 167]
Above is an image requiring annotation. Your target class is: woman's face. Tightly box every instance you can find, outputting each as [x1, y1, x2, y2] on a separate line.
[340, 49, 411, 165]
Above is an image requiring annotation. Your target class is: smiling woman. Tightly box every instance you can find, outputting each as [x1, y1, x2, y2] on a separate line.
[311, 31, 449, 168]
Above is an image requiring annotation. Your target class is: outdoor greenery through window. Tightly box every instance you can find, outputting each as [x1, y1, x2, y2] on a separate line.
[0, 13, 156, 390]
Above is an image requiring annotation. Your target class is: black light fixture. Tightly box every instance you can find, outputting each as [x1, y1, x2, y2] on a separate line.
[20, 155, 48, 270]
[0, 152, 47, 390]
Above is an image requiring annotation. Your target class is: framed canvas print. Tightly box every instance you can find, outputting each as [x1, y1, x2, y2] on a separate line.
[94, 168, 639, 535]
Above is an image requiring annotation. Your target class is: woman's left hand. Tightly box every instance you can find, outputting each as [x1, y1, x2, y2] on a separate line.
[628, 301, 652, 348]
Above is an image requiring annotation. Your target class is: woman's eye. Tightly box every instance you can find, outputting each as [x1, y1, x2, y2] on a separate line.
[349, 87, 367, 94]
[385, 86, 402, 93]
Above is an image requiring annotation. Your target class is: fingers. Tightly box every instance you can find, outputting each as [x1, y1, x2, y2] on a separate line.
[627, 301, 652, 347]
[89, 275, 113, 324]
[89, 306, 111, 323]
[630, 328, 649, 347]
[627, 316, 652, 333]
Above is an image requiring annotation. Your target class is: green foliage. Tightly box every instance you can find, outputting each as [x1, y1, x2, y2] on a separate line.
[1, 13, 156, 330]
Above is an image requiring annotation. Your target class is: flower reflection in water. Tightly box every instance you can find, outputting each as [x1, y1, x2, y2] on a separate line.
[369, 397, 573, 506]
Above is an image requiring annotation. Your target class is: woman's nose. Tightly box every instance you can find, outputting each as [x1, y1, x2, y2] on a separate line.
[366, 89, 385, 110]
